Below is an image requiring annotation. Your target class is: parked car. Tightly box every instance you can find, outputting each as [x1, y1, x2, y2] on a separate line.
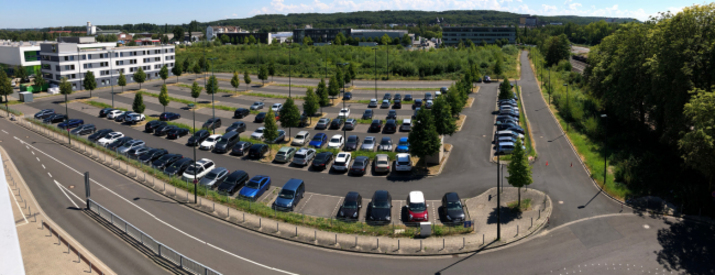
[384, 120, 397, 133]
[386, 110, 397, 120]
[338, 192, 363, 220]
[400, 119, 412, 132]
[166, 127, 190, 139]
[225, 121, 247, 133]
[117, 140, 145, 154]
[237, 174, 269, 200]
[291, 131, 311, 146]
[34, 109, 55, 119]
[163, 158, 193, 177]
[187, 130, 210, 146]
[495, 130, 525, 141]
[483, 75, 491, 83]
[151, 154, 183, 170]
[200, 134, 222, 150]
[413, 99, 423, 110]
[395, 153, 413, 172]
[406, 191, 428, 222]
[373, 154, 391, 173]
[98, 132, 124, 146]
[338, 108, 350, 118]
[330, 118, 343, 129]
[440, 87, 449, 94]
[138, 148, 168, 164]
[43, 114, 66, 124]
[442, 192, 466, 223]
[393, 99, 402, 109]
[154, 125, 179, 136]
[271, 103, 283, 112]
[369, 120, 383, 132]
[267, 130, 286, 144]
[394, 94, 401, 100]
[344, 135, 360, 151]
[435, 91, 442, 98]
[272, 179, 305, 212]
[159, 112, 181, 121]
[106, 110, 123, 119]
[361, 136, 376, 151]
[127, 146, 152, 160]
[275, 147, 297, 163]
[202, 118, 222, 131]
[332, 152, 352, 172]
[70, 124, 96, 135]
[230, 141, 253, 156]
[362, 109, 373, 119]
[292, 148, 316, 166]
[250, 101, 265, 110]
[496, 141, 525, 155]
[368, 99, 378, 108]
[107, 137, 133, 151]
[126, 113, 145, 123]
[425, 92, 433, 101]
[182, 158, 215, 181]
[404, 94, 413, 101]
[383, 93, 391, 100]
[298, 113, 309, 127]
[98, 108, 113, 117]
[496, 114, 519, 122]
[368, 190, 392, 223]
[251, 127, 266, 140]
[395, 137, 410, 153]
[114, 111, 131, 122]
[254, 112, 267, 123]
[199, 167, 229, 188]
[381, 100, 390, 108]
[309, 133, 328, 148]
[233, 108, 250, 119]
[58, 119, 83, 129]
[219, 170, 250, 196]
[327, 135, 344, 149]
[311, 152, 333, 170]
[316, 118, 331, 129]
[248, 144, 269, 159]
[145, 120, 167, 133]
[341, 119, 356, 130]
[343, 92, 353, 100]
[425, 100, 434, 109]
[214, 131, 240, 153]
[497, 123, 524, 134]
[88, 129, 114, 142]
[349, 156, 370, 176]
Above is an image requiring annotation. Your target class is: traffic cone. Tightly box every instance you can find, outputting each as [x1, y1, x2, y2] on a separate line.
[570, 162, 573, 167]
[546, 161, 549, 166]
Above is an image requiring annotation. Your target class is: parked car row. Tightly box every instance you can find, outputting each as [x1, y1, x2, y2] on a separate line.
[335, 190, 466, 224]
[494, 98, 526, 155]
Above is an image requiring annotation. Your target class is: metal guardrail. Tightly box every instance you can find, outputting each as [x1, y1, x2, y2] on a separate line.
[87, 198, 222, 275]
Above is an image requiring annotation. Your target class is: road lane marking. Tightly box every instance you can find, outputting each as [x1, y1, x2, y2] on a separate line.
[2, 130, 7, 134]
[6, 185, 28, 224]
[36, 157, 40, 162]
[31, 151, 34, 155]
[47, 172, 52, 178]
[42, 164, 45, 169]
[17, 136, 296, 274]
[54, 180, 79, 209]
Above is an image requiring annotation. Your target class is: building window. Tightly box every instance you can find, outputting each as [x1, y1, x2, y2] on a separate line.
[154, 57, 160, 62]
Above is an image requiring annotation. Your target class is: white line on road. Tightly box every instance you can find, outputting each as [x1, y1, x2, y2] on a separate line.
[6, 185, 28, 224]
[47, 172, 52, 178]
[2, 130, 7, 134]
[54, 180, 79, 209]
[36, 157, 40, 162]
[207, 243, 299, 275]
[31, 151, 34, 155]
[42, 164, 45, 169]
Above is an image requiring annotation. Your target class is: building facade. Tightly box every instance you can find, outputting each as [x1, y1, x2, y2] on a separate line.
[206, 26, 244, 40]
[221, 32, 273, 44]
[350, 29, 407, 40]
[441, 27, 516, 46]
[0, 41, 41, 77]
[293, 28, 351, 44]
[39, 37, 175, 90]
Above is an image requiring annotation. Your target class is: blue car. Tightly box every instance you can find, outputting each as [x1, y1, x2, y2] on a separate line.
[395, 137, 410, 153]
[58, 119, 84, 129]
[239, 175, 271, 200]
[273, 179, 305, 212]
[309, 133, 328, 148]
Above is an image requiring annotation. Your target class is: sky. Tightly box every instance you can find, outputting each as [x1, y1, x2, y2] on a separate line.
[0, 0, 692, 29]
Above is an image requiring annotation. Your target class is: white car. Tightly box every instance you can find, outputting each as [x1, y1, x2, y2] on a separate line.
[199, 134, 222, 150]
[425, 100, 434, 109]
[271, 103, 283, 112]
[251, 127, 265, 140]
[368, 99, 378, 108]
[107, 110, 124, 119]
[395, 153, 413, 172]
[327, 135, 344, 149]
[97, 132, 124, 146]
[127, 113, 145, 123]
[339, 108, 350, 118]
[435, 91, 442, 98]
[292, 131, 310, 146]
[332, 152, 352, 172]
[182, 158, 215, 181]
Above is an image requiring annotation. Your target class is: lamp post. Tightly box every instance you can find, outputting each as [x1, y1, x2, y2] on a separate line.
[190, 101, 197, 204]
[338, 63, 349, 140]
[564, 83, 569, 132]
[203, 42, 206, 88]
[496, 153, 501, 240]
[209, 57, 217, 134]
[373, 47, 377, 100]
[548, 67, 551, 105]
[601, 113, 607, 189]
[386, 45, 389, 80]
[288, 44, 292, 98]
[109, 49, 115, 108]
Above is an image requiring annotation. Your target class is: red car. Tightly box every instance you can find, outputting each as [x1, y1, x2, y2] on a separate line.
[407, 191, 428, 222]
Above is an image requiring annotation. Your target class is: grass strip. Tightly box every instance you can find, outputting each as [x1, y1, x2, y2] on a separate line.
[352, 87, 442, 91]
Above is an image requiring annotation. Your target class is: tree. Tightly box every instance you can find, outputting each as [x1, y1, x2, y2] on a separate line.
[159, 84, 170, 112]
[679, 89, 715, 187]
[408, 108, 442, 169]
[0, 70, 12, 107]
[317, 78, 330, 106]
[279, 97, 301, 137]
[198, 56, 207, 72]
[444, 84, 465, 117]
[83, 70, 97, 98]
[134, 67, 146, 90]
[248, 35, 257, 45]
[268, 62, 276, 82]
[493, 55, 504, 81]
[258, 65, 269, 85]
[343, 66, 352, 87]
[182, 58, 191, 73]
[263, 109, 279, 145]
[220, 34, 230, 44]
[159, 65, 169, 84]
[172, 62, 183, 83]
[190, 81, 201, 100]
[380, 34, 392, 45]
[401, 33, 412, 46]
[230, 71, 240, 93]
[543, 34, 571, 67]
[432, 96, 457, 136]
[14, 65, 26, 80]
[348, 63, 356, 86]
[132, 92, 146, 114]
[59, 78, 73, 130]
[498, 80, 514, 100]
[506, 138, 533, 207]
[127, 40, 137, 46]
[303, 87, 320, 122]
[243, 71, 252, 89]
[34, 73, 46, 93]
[117, 71, 126, 93]
[302, 36, 313, 45]
[327, 75, 340, 103]
[192, 63, 201, 74]
[205, 75, 218, 114]
[172, 26, 185, 42]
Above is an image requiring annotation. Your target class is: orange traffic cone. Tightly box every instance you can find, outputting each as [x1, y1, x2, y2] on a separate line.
[546, 161, 549, 166]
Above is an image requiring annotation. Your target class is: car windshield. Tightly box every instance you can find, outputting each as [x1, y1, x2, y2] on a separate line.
[246, 179, 261, 189]
[294, 153, 305, 159]
[364, 139, 374, 144]
[337, 153, 346, 158]
[447, 200, 463, 210]
[343, 201, 358, 209]
[330, 138, 341, 143]
[206, 137, 217, 142]
[277, 152, 286, 156]
[185, 165, 200, 175]
[279, 189, 295, 199]
[204, 171, 220, 180]
[296, 134, 305, 139]
[377, 161, 388, 165]
[374, 200, 390, 208]
[381, 140, 391, 145]
[409, 202, 426, 212]
[399, 140, 409, 146]
[347, 137, 357, 142]
[253, 102, 261, 105]
[316, 154, 330, 161]
[312, 136, 323, 141]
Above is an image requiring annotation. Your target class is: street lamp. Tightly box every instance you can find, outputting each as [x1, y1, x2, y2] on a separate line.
[108, 49, 115, 108]
[564, 83, 569, 132]
[189, 101, 197, 204]
[209, 57, 218, 134]
[601, 114, 607, 189]
[373, 47, 378, 100]
[288, 44, 292, 98]
[496, 153, 501, 240]
[337, 63, 349, 141]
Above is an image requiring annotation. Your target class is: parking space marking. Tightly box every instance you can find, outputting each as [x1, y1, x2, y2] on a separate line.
[331, 198, 343, 217]
[31, 151, 34, 155]
[42, 164, 45, 169]
[2, 130, 8, 134]
[297, 194, 313, 212]
[47, 172, 52, 178]
[36, 157, 40, 162]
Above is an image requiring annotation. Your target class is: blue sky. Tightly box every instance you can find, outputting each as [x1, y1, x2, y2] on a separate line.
[1, 0, 692, 29]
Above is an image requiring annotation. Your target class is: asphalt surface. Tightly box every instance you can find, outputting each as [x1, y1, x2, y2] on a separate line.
[2, 51, 701, 274]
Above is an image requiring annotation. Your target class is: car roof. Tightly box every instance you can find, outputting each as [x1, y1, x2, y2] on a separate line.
[208, 134, 222, 138]
[399, 137, 408, 142]
[331, 135, 342, 139]
[297, 131, 308, 135]
[315, 133, 326, 137]
[278, 146, 294, 152]
[402, 118, 411, 123]
[283, 178, 304, 190]
[409, 191, 425, 203]
[296, 148, 313, 154]
[365, 136, 375, 140]
[210, 167, 228, 173]
[374, 190, 390, 200]
[381, 137, 391, 141]
[397, 153, 410, 160]
[345, 191, 360, 200]
[444, 192, 460, 201]
[222, 131, 238, 138]
[197, 158, 213, 164]
[376, 154, 389, 161]
[498, 142, 515, 146]
[354, 156, 369, 162]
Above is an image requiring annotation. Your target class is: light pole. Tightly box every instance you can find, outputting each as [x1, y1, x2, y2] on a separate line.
[203, 42, 207, 88]
[373, 47, 377, 100]
[288, 44, 292, 98]
[496, 153, 501, 240]
[338, 63, 349, 140]
[548, 67, 551, 105]
[109, 49, 115, 108]
[209, 57, 217, 134]
[386, 45, 389, 80]
[564, 83, 569, 132]
[191, 101, 197, 204]
[601, 114, 607, 188]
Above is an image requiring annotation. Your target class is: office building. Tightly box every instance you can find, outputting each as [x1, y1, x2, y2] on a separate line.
[206, 26, 244, 40]
[441, 27, 516, 46]
[0, 41, 41, 77]
[39, 37, 176, 90]
[293, 28, 410, 44]
[350, 29, 407, 40]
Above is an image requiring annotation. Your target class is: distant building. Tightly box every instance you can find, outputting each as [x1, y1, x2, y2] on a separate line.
[0, 41, 42, 77]
[271, 32, 293, 44]
[441, 26, 515, 46]
[293, 28, 408, 44]
[524, 16, 538, 26]
[351, 29, 407, 40]
[605, 18, 616, 23]
[550, 22, 563, 25]
[206, 26, 244, 40]
[219, 32, 274, 44]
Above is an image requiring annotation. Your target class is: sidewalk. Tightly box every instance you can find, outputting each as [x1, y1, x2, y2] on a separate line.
[1, 146, 116, 275]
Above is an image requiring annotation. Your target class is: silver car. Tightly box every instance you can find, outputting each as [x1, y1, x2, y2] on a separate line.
[292, 148, 316, 166]
[361, 136, 376, 151]
[198, 167, 229, 188]
[117, 140, 145, 154]
[250, 102, 264, 110]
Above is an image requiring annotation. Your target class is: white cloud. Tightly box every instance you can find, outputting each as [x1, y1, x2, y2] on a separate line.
[569, 3, 581, 11]
[563, 0, 571, 4]
[541, 4, 557, 13]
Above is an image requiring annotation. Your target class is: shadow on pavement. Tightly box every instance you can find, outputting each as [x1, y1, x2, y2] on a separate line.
[486, 205, 520, 224]
[656, 219, 715, 275]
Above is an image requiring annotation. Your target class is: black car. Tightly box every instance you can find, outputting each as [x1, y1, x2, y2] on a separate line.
[349, 156, 369, 176]
[362, 109, 373, 120]
[338, 192, 363, 219]
[248, 144, 269, 159]
[343, 92, 353, 100]
[88, 129, 114, 142]
[311, 152, 333, 170]
[254, 112, 267, 123]
[393, 99, 402, 109]
[383, 120, 397, 133]
[127, 147, 152, 160]
[369, 120, 383, 132]
[202, 118, 222, 130]
[497, 123, 524, 134]
[70, 124, 96, 135]
[386, 110, 397, 120]
[138, 148, 168, 164]
[35, 109, 55, 119]
[145, 120, 167, 133]
[159, 112, 181, 121]
[187, 130, 211, 146]
[154, 125, 178, 136]
[98, 108, 114, 117]
[330, 119, 343, 129]
[166, 127, 190, 139]
[233, 108, 250, 119]
[217, 170, 249, 195]
[43, 114, 66, 124]
[164, 158, 193, 176]
[368, 190, 392, 223]
[152, 154, 183, 170]
[404, 94, 413, 101]
[345, 135, 360, 151]
[394, 94, 401, 101]
[214, 131, 240, 153]
[231, 141, 253, 156]
[107, 137, 134, 151]
[225, 121, 247, 133]
[441, 192, 466, 223]
[383, 93, 391, 100]
[413, 99, 423, 109]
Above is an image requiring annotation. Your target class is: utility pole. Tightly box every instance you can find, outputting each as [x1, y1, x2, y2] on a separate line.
[109, 49, 114, 108]
[564, 83, 569, 132]
[209, 57, 217, 134]
[192, 99, 197, 204]
[373, 48, 377, 100]
[601, 114, 607, 189]
[288, 45, 292, 98]
[497, 153, 501, 240]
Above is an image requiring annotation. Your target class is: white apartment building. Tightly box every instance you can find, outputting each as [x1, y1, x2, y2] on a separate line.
[0, 41, 41, 77]
[40, 37, 176, 90]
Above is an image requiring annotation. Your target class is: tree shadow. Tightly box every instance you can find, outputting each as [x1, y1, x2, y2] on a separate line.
[655, 219, 715, 275]
[486, 205, 520, 224]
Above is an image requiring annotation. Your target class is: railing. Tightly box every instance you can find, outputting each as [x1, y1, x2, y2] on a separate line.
[87, 199, 222, 275]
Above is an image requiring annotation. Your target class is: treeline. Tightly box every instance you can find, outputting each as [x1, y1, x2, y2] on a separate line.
[517, 20, 623, 46]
